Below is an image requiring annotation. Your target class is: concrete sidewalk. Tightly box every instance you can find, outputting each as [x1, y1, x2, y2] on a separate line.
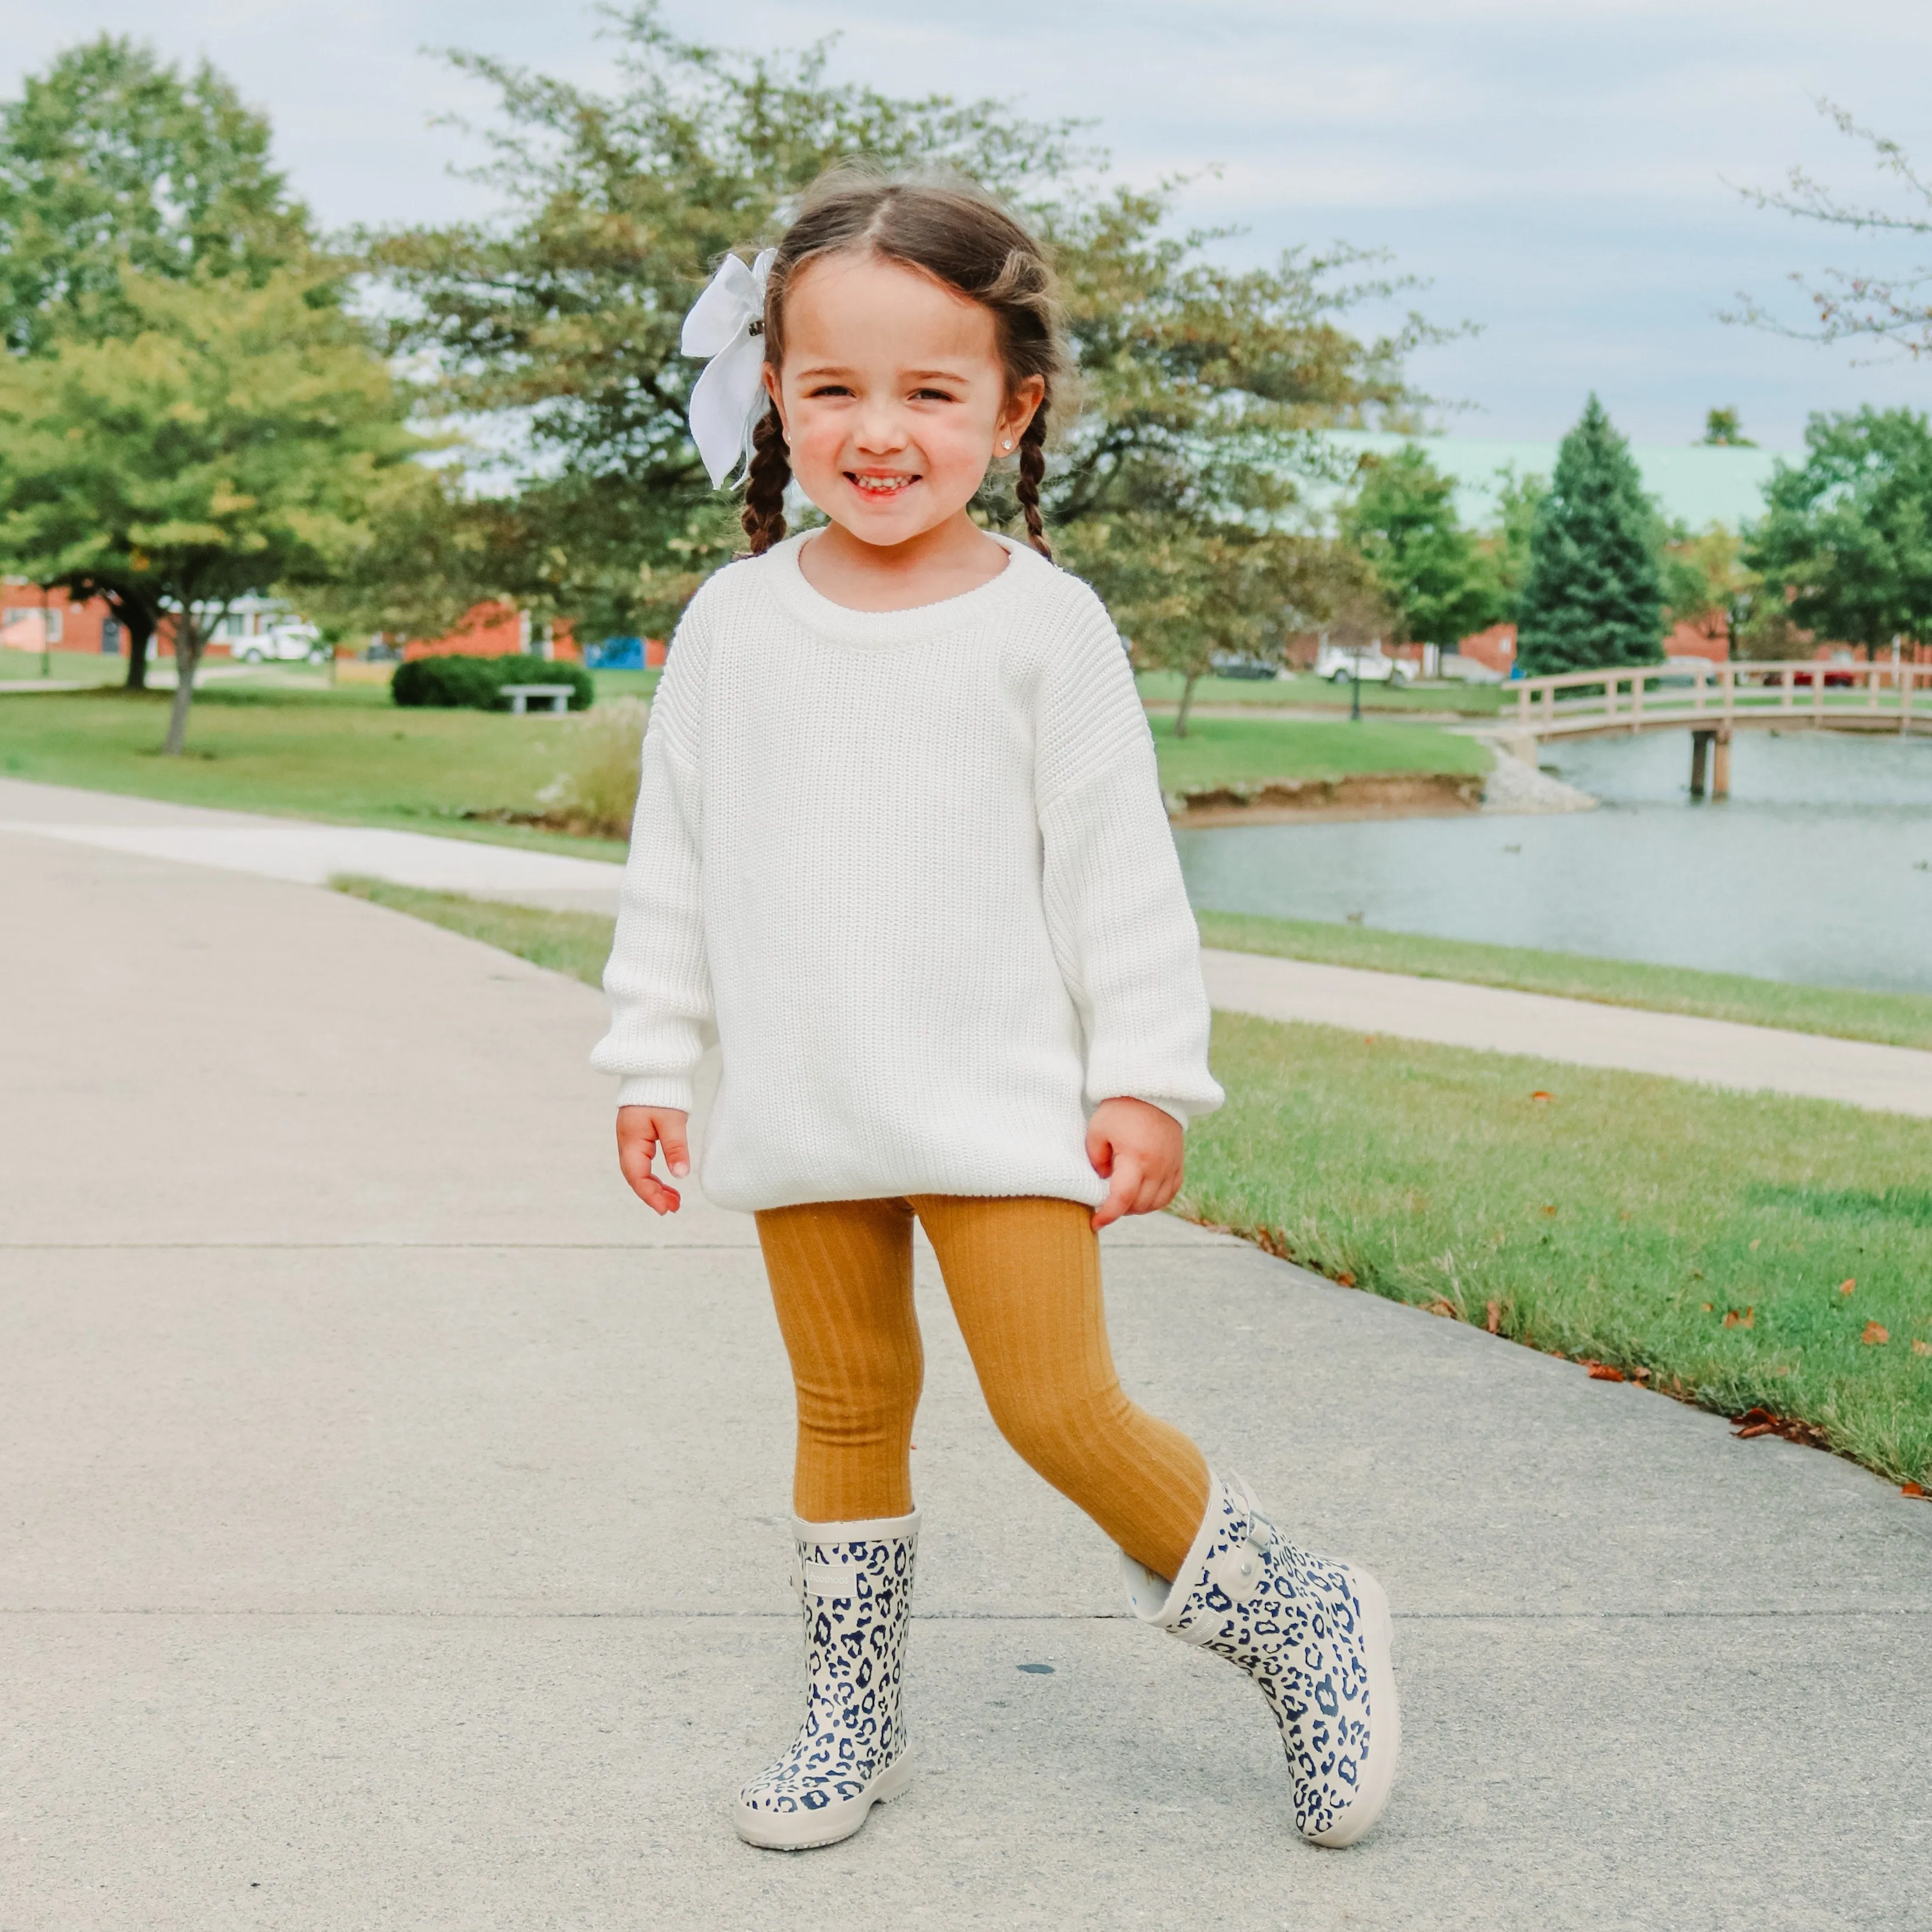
[6, 774, 1931, 1116]
[3, 821, 1929, 1931]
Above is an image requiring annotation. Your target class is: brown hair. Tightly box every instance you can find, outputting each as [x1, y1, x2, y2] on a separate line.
[736, 170, 1067, 559]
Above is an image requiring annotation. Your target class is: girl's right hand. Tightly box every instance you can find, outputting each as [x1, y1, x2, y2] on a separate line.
[616, 1105, 691, 1214]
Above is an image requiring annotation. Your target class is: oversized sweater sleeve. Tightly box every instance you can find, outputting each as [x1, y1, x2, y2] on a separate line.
[589, 602, 714, 1114]
[1035, 587, 1224, 1125]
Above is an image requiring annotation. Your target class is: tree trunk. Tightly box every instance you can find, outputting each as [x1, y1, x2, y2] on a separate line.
[121, 605, 155, 691]
[1175, 669, 1202, 739]
[162, 620, 200, 755]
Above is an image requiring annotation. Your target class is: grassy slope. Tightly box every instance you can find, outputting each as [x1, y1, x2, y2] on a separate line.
[1186, 1010, 1932, 1489]
[0, 685, 631, 860]
[1197, 909, 1932, 1053]
[1150, 713, 1490, 792]
[4, 682, 1481, 834]
[334, 878, 1932, 1489]
[1137, 670, 1506, 716]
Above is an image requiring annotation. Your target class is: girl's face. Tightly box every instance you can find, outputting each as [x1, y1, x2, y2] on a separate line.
[765, 251, 1044, 550]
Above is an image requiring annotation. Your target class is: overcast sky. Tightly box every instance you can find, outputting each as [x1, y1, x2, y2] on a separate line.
[5, 0, 1930, 448]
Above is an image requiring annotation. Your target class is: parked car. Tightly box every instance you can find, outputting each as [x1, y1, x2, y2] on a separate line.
[1207, 653, 1281, 680]
[238, 621, 327, 665]
[1314, 641, 1410, 687]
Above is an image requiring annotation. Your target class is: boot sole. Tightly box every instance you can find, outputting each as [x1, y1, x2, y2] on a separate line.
[1303, 1566, 1400, 1848]
[734, 1751, 913, 1851]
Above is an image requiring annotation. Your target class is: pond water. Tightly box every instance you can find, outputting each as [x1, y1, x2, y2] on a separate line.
[1174, 729, 1932, 995]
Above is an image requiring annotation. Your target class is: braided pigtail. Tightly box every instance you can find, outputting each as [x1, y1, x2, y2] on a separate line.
[740, 406, 790, 556]
[1015, 396, 1051, 559]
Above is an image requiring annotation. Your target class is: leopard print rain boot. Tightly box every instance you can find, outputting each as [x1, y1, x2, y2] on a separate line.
[1123, 1474, 1399, 1847]
[734, 1510, 919, 1850]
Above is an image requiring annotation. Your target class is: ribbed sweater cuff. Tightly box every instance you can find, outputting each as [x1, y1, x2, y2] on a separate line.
[614, 1074, 696, 1114]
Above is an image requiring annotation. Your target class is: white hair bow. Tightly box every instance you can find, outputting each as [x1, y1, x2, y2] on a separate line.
[682, 247, 777, 490]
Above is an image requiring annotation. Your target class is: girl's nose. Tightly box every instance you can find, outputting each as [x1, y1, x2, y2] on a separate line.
[852, 403, 909, 455]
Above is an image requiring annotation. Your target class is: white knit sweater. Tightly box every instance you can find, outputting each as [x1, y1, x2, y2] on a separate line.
[591, 531, 1223, 1213]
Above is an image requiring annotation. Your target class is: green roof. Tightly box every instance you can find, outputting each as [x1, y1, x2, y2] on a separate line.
[1323, 431, 1782, 533]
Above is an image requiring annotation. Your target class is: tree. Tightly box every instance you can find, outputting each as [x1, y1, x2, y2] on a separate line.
[1, 35, 316, 687]
[1701, 407, 1755, 447]
[1515, 395, 1664, 674]
[1729, 100, 1932, 361]
[1661, 521, 1754, 653]
[1337, 444, 1500, 654]
[1745, 407, 1932, 654]
[368, 4, 1443, 646]
[1477, 464, 1547, 626]
[0, 268, 431, 753]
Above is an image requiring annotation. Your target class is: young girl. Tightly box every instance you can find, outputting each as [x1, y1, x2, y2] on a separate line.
[593, 170, 1398, 1853]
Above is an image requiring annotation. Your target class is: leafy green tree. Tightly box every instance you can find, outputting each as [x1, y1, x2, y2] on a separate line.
[1746, 407, 1932, 654]
[1515, 395, 1664, 674]
[1477, 464, 1547, 626]
[1700, 407, 1754, 447]
[1660, 521, 1754, 653]
[0, 35, 310, 352]
[0, 269, 431, 753]
[368, 4, 1439, 646]
[1337, 444, 1500, 654]
[1, 35, 316, 687]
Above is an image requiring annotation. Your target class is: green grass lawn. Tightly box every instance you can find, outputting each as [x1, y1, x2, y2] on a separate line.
[3, 678, 1481, 832]
[0, 645, 129, 686]
[1137, 670, 1506, 716]
[1151, 712, 1491, 794]
[1187, 1010, 1932, 1490]
[1197, 909, 1932, 1053]
[334, 877, 1932, 1492]
[0, 684, 631, 859]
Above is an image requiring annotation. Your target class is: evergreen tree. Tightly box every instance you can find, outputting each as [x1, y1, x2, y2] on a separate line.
[1515, 395, 1664, 673]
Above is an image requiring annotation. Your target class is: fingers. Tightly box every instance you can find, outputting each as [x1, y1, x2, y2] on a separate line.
[616, 1106, 687, 1215]
[1091, 1148, 1147, 1231]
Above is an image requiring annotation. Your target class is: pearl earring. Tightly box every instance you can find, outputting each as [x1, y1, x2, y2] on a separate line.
[1003, 440, 1013, 451]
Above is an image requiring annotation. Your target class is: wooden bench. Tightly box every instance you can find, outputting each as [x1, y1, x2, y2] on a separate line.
[499, 683, 575, 714]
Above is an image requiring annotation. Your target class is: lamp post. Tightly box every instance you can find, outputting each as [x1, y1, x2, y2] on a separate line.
[39, 583, 50, 682]
[1350, 641, 1364, 723]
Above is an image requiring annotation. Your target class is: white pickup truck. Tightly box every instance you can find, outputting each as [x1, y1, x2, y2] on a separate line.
[237, 622, 328, 665]
[1314, 641, 1410, 687]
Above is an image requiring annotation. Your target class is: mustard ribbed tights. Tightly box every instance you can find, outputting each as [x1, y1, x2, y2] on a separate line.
[753, 1194, 1211, 1582]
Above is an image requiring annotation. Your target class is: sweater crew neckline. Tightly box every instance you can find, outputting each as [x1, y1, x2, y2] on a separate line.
[757, 529, 1044, 646]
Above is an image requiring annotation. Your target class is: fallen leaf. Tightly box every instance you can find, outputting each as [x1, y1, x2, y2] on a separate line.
[1531, 1090, 1552, 1104]
[1485, 1300, 1501, 1334]
[1584, 1362, 1626, 1381]
[1335, 1271, 1356, 1288]
[1363, 1034, 1378, 1044]
[1730, 1407, 1832, 1450]
[1904, 1483, 1927, 1499]
[1862, 1321, 1890, 1346]
[1700, 1301, 1714, 1312]
[1913, 1339, 1932, 1358]
[1749, 1237, 1762, 1252]
[1541, 1203, 1558, 1218]
[1839, 1278, 1856, 1296]
[1723, 1307, 1755, 1329]
[1630, 1365, 1652, 1381]
[1424, 1297, 1458, 1318]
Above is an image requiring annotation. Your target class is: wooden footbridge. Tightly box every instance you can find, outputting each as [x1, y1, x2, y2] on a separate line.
[1507, 658, 1932, 796]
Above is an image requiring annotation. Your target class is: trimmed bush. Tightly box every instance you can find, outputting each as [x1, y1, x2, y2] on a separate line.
[391, 654, 503, 709]
[391, 652, 595, 711]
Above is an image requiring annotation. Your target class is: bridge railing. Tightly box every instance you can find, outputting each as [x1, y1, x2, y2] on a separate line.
[1512, 658, 1932, 735]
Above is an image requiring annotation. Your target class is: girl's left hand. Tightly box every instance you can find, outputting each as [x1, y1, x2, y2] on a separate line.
[1086, 1096, 1185, 1231]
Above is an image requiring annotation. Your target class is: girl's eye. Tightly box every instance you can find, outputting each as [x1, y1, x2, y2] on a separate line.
[806, 383, 854, 399]
[911, 388, 956, 402]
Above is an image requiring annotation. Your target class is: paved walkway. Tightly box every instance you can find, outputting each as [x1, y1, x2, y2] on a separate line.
[2, 813, 1929, 1930]
[6, 776, 1930, 1116]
